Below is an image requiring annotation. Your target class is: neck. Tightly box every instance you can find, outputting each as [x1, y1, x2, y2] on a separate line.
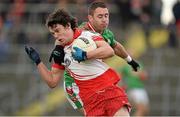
[96, 29, 103, 34]
[88, 22, 103, 34]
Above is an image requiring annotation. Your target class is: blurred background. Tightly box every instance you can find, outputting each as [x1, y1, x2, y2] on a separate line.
[0, 0, 180, 116]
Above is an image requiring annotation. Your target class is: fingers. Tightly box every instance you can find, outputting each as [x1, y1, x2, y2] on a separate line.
[133, 65, 138, 71]
[135, 63, 140, 71]
[25, 46, 36, 55]
[134, 68, 137, 72]
[73, 47, 80, 51]
[49, 53, 53, 62]
[30, 47, 35, 52]
[25, 45, 30, 54]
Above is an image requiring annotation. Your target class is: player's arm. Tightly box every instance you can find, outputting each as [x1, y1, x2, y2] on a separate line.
[113, 41, 140, 72]
[72, 39, 114, 62]
[87, 40, 114, 59]
[25, 46, 64, 88]
[37, 63, 64, 88]
[113, 41, 129, 59]
[108, 31, 131, 60]
[104, 29, 140, 71]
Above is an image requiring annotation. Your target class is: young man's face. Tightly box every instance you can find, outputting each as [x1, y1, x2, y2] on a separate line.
[48, 24, 73, 46]
[88, 7, 109, 33]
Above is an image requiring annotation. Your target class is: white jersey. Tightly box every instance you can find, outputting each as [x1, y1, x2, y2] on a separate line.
[63, 31, 109, 81]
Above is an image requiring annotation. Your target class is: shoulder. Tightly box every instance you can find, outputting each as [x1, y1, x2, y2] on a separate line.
[103, 28, 114, 36]
[78, 22, 89, 30]
[81, 30, 100, 36]
[102, 28, 117, 47]
[102, 28, 115, 40]
[78, 22, 86, 27]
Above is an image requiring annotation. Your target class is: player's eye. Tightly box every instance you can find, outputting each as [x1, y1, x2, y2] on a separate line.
[97, 15, 103, 18]
[105, 14, 109, 18]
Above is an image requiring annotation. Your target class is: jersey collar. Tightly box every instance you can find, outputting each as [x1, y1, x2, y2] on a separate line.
[73, 28, 82, 39]
[87, 22, 96, 32]
[87, 22, 105, 34]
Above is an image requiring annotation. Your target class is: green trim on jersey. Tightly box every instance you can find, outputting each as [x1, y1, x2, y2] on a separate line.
[64, 71, 83, 109]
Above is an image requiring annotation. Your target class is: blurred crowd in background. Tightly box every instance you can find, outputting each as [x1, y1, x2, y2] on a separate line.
[0, 0, 179, 46]
[0, 0, 180, 116]
[0, 0, 180, 62]
[0, 1, 172, 40]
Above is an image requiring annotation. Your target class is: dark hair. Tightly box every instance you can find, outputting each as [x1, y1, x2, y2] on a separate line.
[46, 9, 78, 30]
[88, 1, 107, 15]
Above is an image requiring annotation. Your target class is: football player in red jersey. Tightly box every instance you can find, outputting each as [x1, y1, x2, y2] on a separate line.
[25, 9, 131, 116]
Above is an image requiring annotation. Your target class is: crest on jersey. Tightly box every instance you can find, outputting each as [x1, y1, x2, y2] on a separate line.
[64, 58, 71, 67]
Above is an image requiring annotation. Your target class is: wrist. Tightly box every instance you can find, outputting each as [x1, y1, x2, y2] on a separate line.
[35, 58, 41, 65]
[125, 55, 132, 62]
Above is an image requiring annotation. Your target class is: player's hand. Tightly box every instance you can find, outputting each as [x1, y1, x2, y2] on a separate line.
[127, 59, 140, 72]
[49, 45, 65, 65]
[72, 47, 87, 62]
[25, 46, 41, 65]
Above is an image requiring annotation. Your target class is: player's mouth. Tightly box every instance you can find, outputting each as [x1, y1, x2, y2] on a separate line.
[58, 39, 63, 42]
[101, 23, 107, 27]
[57, 39, 65, 44]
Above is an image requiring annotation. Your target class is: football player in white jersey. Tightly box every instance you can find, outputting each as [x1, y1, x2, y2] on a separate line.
[25, 9, 131, 116]
[50, 1, 140, 113]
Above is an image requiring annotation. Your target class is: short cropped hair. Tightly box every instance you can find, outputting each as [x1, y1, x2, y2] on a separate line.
[46, 9, 78, 30]
[88, 1, 107, 15]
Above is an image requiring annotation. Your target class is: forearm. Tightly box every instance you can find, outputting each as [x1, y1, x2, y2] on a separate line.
[37, 62, 62, 88]
[87, 44, 114, 59]
[24, 46, 63, 87]
[114, 42, 129, 59]
[113, 42, 140, 71]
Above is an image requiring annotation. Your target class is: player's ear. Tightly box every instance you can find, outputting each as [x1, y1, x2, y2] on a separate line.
[88, 15, 93, 22]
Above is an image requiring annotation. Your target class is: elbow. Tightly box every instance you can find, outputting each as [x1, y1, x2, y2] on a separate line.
[47, 82, 58, 89]
[107, 47, 115, 57]
[49, 84, 57, 89]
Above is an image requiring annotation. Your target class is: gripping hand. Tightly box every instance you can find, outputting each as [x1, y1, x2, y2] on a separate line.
[127, 59, 140, 72]
[72, 47, 87, 62]
[25, 46, 41, 65]
[49, 45, 65, 65]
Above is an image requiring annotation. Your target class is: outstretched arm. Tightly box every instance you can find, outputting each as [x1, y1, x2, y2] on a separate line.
[25, 46, 64, 88]
[37, 62, 64, 88]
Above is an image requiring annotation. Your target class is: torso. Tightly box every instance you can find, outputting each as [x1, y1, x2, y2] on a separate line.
[63, 31, 109, 81]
